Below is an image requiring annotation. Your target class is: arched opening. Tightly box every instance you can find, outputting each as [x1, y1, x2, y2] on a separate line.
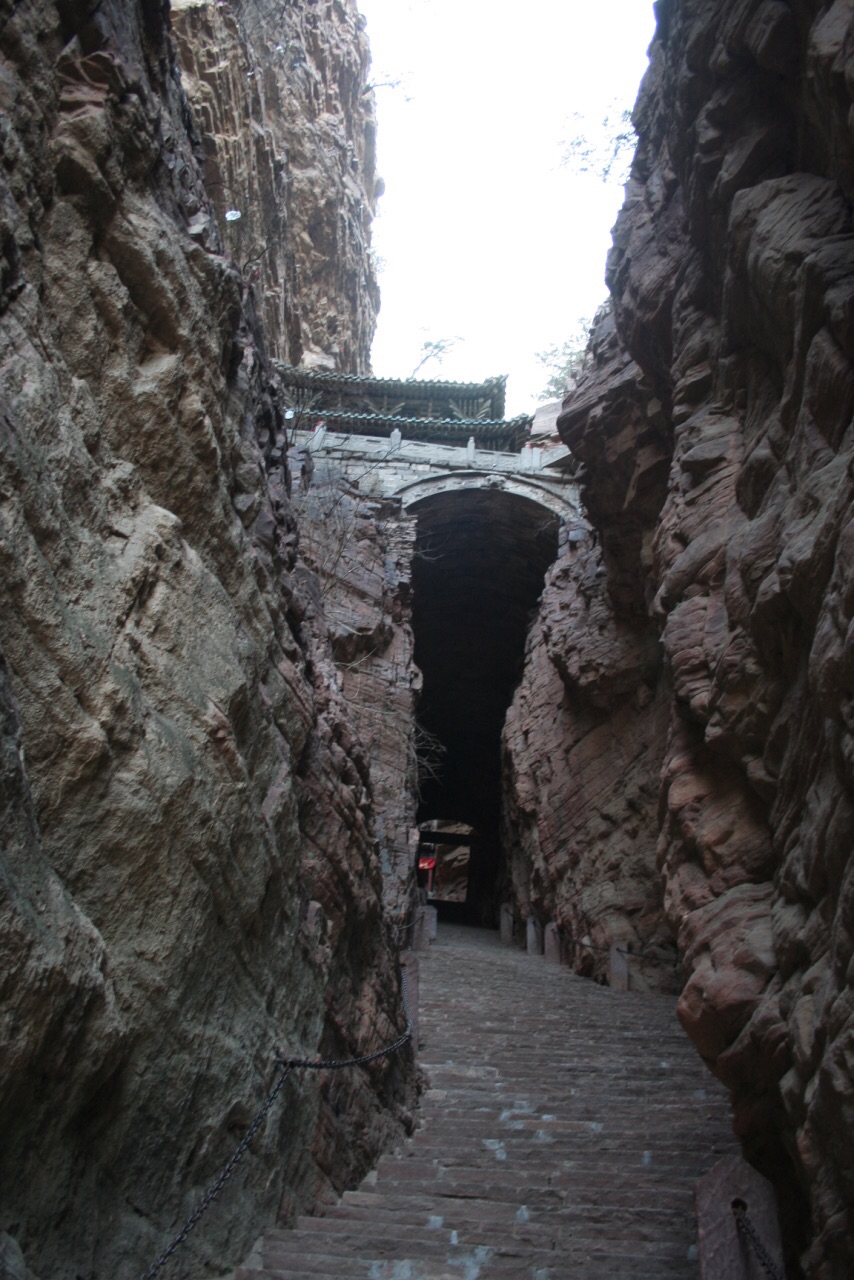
[410, 489, 560, 923]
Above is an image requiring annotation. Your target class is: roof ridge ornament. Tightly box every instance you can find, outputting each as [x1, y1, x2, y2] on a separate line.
[277, 364, 529, 452]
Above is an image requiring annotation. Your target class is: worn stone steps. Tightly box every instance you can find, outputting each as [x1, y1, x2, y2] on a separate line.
[251, 1238, 701, 1273]
[389, 1131, 725, 1152]
[285, 1216, 693, 1251]
[234, 923, 738, 1280]
[297, 1211, 691, 1237]
[358, 1176, 708, 1204]
[236, 1242, 708, 1276]
[333, 1189, 695, 1219]
[239, 1263, 693, 1280]
[303, 1198, 700, 1230]
[369, 1164, 720, 1191]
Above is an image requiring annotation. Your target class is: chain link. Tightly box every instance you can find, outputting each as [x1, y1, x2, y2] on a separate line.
[138, 969, 411, 1280]
[572, 936, 679, 968]
[138, 1062, 292, 1280]
[394, 916, 418, 942]
[731, 1198, 785, 1280]
[283, 969, 412, 1072]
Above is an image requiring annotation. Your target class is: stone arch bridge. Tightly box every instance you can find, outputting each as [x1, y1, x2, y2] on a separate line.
[294, 422, 580, 519]
[279, 364, 584, 921]
[278, 363, 581, 519]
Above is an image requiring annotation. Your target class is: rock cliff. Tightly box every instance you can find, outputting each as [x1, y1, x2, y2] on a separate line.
[504, 0, 854, 1272]
[0, 2, 410, 1278]
[502, 502, 676, 993]
[290, 476, 421, 909]
[171, 0, 380, 371]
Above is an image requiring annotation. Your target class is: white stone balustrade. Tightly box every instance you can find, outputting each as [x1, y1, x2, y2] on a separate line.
[293, 429, 580, 518]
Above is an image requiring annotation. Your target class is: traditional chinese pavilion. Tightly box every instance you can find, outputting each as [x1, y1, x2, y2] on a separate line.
[276, 365, 533, 453]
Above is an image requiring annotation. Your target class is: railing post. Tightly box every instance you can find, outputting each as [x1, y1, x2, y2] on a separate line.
[544, 922, 562, 964]
[526, 915, 544, 955]
[399, 950, 420, 1055]
[609, 944, 629, 990]
[413, 905, 430, 952]
[696, 1154, 784, 1279]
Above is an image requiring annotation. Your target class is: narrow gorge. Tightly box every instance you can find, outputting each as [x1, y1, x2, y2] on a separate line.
[1, 2, 853, 1279]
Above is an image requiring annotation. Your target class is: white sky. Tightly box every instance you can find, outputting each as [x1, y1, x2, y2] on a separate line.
[357, 0, 656, 415]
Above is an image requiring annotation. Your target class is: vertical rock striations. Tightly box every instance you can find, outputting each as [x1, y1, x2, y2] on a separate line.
[502, 307, 677, 990]
[171, 0, 380, 371]
[0, 3, 409, 1278]
[289, 479, 421, 911]
[507, 0, 854, 1271]
[502, 525, 675, 992]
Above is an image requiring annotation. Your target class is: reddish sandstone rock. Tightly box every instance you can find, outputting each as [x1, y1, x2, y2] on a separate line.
[507, 0, 854, 1271]
[502, 526, 676, 993]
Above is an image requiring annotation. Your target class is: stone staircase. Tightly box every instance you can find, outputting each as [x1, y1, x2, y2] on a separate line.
[236, 924, 738, 1279]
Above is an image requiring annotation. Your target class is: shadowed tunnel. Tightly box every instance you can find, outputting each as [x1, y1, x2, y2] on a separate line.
[410, 489, 559, 922]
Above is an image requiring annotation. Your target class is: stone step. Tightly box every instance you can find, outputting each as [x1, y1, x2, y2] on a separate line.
[389, 1134, 729, 1155]
[233, 924, 738, 1280]
[364, 1177, 715, 1206]
[335, 1188, 694, 1219]
[370, 1158, 723, 1186]
[253, 1254, 699, 1280]
[293, 1209, 696, 1247]
[260, 1239, 698, 1270]
[240, 1261, 694, 1280]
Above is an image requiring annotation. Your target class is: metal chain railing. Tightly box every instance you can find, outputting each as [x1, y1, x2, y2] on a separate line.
[394, 915, 418, 944]
[573, 935, 679, 968]
[731, 1198, 785, 1280]
[138, 968, 412, 1280]
[138, 1063, 293, 1280]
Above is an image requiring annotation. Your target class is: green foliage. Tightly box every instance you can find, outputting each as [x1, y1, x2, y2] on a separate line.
[561, 106, 636, 184]
[409, 335, 460, 378]
[536, 320, 591, 400]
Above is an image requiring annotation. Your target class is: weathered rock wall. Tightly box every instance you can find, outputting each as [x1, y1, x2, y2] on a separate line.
[502, 308, 676, 989]
[290, 472, 421, 911]
[0, 3, 409, 1278]
[502, 513, 676, 992]
[172, 0, 380, 371]
[506, 0, 854, 1271]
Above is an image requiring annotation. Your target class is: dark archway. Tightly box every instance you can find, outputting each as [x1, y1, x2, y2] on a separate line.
[410, 489, 559, 922]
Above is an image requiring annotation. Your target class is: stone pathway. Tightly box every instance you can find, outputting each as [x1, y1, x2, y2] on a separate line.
[237, 924, 738, 1279]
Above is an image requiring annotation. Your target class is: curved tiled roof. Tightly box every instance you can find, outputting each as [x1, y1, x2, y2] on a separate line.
[276, 364, 507, 421]
[307, 408, 531, 450]
[276, 363, 507, 395]
[277, 364, 531, 450]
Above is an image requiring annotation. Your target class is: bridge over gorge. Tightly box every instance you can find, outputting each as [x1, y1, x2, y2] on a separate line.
[277, 364, 582, 518]
[222, 373, 781, 1280]
[276, 366, 584, 919]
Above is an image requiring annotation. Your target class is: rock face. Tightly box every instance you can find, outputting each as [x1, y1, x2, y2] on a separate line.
[290, 475, 421, 910]
[171, 0, 380, 371]
[0, 3, 410, 1278]
[502, 313, 676, 991]
[505, 0, 854, 1272]
[502, 512, 676, 993]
